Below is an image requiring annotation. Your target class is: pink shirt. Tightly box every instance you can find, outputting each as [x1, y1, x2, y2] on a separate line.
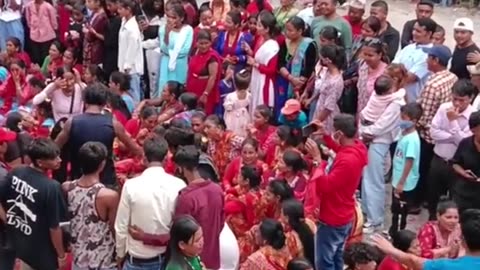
[32, 83, 84, 121]
[25, 1, 57, 42]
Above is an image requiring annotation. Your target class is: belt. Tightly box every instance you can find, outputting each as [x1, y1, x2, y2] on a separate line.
[434, 153, 449, 163]
[126, 254, 160, 264]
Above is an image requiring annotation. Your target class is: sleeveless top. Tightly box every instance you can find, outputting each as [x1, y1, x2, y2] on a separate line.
[67, 181, 116, 269]
[69, 113, 116, 185]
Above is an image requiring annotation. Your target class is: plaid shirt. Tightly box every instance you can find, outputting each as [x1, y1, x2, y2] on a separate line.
[417, 69, 458, 143]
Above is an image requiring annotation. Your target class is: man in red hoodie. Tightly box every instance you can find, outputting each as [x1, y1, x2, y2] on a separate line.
[305, 114, 368, 270]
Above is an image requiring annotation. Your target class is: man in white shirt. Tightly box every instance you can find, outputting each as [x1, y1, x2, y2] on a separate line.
[118, 0, 144, 103]
[428, 80, 476, 220]
[115, 137, 186, 270]
[0, 0, 24, 51]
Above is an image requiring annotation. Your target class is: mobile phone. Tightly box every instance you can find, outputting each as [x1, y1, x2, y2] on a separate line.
[302, 123, 317, 137]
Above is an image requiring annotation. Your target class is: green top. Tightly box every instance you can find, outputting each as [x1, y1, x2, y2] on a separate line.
[41, 55, 51, 76]
[165, 256, 203, 270]
[311, 16, 353, 53]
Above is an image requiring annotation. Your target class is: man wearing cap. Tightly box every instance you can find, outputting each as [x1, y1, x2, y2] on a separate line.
[416, 45, 458, 212]
[393, 17, 436, 102]
[343, 0, 365, 39]
[278, 99, 308, 129]
[0, 128, 17, 270]
[401, 0, 434, 49]
[451, 17, 480, 80]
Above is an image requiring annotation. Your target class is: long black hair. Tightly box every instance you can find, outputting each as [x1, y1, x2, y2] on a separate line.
[166, 215, 202, 269]
[260, 218, 286, 250]
[282, 199, 315, 265]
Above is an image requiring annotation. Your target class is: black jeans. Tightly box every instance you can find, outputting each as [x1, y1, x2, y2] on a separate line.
[416, 138, 434, 206]
[389, 189, 415, 237]
[0, 248, 16, 270]
[29, 39, 54, 65]
[427, 154, 453, 220]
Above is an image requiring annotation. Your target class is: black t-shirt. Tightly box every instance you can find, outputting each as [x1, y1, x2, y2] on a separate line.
[0, 166, 66, 270]
[450, 43, 480, 80]
[451, 136, 480, 210]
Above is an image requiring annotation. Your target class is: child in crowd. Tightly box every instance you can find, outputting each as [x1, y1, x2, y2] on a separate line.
[278, 99, 308, 129]
[65, 3, 86, 58]
[389, 103, 422, 236]
[359, 74, 405, 135]
[224, 69, 251, 137]
[216, 64, 235, 116]
[245, 14, 258, 45]
[109, 71, 135, 113]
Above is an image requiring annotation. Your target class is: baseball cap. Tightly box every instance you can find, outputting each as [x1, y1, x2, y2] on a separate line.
[422, 45, 452, 66]
[281, 99, 301, 116]
[453, 18, 474, 33]
[0, 128, 16, 143]
[347, 0, 366, 9]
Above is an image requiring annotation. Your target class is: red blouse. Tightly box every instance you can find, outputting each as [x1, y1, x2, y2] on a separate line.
[377, 256, 409, 270]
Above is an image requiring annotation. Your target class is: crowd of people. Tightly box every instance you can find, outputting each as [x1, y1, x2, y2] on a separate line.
[0, 0, 480, 269]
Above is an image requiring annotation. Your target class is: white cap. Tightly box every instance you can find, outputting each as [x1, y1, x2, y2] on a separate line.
[346, 0, 366, 9]
[453, 18, 474, 33]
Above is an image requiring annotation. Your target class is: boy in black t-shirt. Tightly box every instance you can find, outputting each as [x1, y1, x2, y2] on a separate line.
[451, 17, 480, 79]
[0, 138, 67, 270]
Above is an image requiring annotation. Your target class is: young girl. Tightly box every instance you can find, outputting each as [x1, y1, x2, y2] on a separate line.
[224, 69, 251, 137]
[165, 215, 205, 270]
[385, 63, 408, 98]
[312, 44, 345, 133]
[216, 64, 235, 116]
[109, 71, 135, 113]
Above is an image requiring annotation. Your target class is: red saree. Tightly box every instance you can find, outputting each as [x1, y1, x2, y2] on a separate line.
[225, 185, 266, 262]
[254, 125, 276, 153]
[207, 131, 243, 179]
[222, 157, 269, 190]
[186, 49, 221, 114]
[240, 246, 292, 270]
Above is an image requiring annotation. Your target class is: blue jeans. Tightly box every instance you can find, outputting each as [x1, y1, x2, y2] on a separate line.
[0, 248, 16, 270]
[122, 256, 162, 270]
[315, 222, 352, 270]
[361, 143, 389, 226]
[0, 19, 24, 51]
[128, 73, 142, 103]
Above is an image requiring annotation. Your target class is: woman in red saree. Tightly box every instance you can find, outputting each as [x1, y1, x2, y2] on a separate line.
[263, 178, 294, 219]
[280, 199, 316, 267]
[4, 37, 31, 69]
[204, 114, 244, 178]
[417, 199, 462, 259]
[240, 219, 292, 270]
[265, 125, 302, 170]
[378, 230, 421, 270]
[275, 149, 307, 201]
[223, 138, 269, 190]
[247, 104, 276, 157]
[186, 29, 221, 115]
[225, 164, 266, 262]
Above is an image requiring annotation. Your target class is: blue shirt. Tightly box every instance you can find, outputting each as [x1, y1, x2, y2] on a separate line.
[393, 43, 432, 102]
[278, 111, 308, 129]
[392, 130, 421, 191]
[121, 94, 135, 114]
[424, 256, 480, 270]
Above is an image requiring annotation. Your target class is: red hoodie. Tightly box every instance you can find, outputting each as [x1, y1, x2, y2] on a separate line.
[312, 134, 367, 226]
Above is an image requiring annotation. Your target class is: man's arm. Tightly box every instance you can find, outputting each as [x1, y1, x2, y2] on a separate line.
[47, 183, 67, 261]
[114, 184, 131, 259]
[113, 119, 142, 156]
[54, 118, 72, 149]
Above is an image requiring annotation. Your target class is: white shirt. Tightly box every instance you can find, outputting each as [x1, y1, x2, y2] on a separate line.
[297, 7, 314, 26]
[118, 16, 144, 75]
[0, 0, 22, 22]
[115, 167, 186, 258]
